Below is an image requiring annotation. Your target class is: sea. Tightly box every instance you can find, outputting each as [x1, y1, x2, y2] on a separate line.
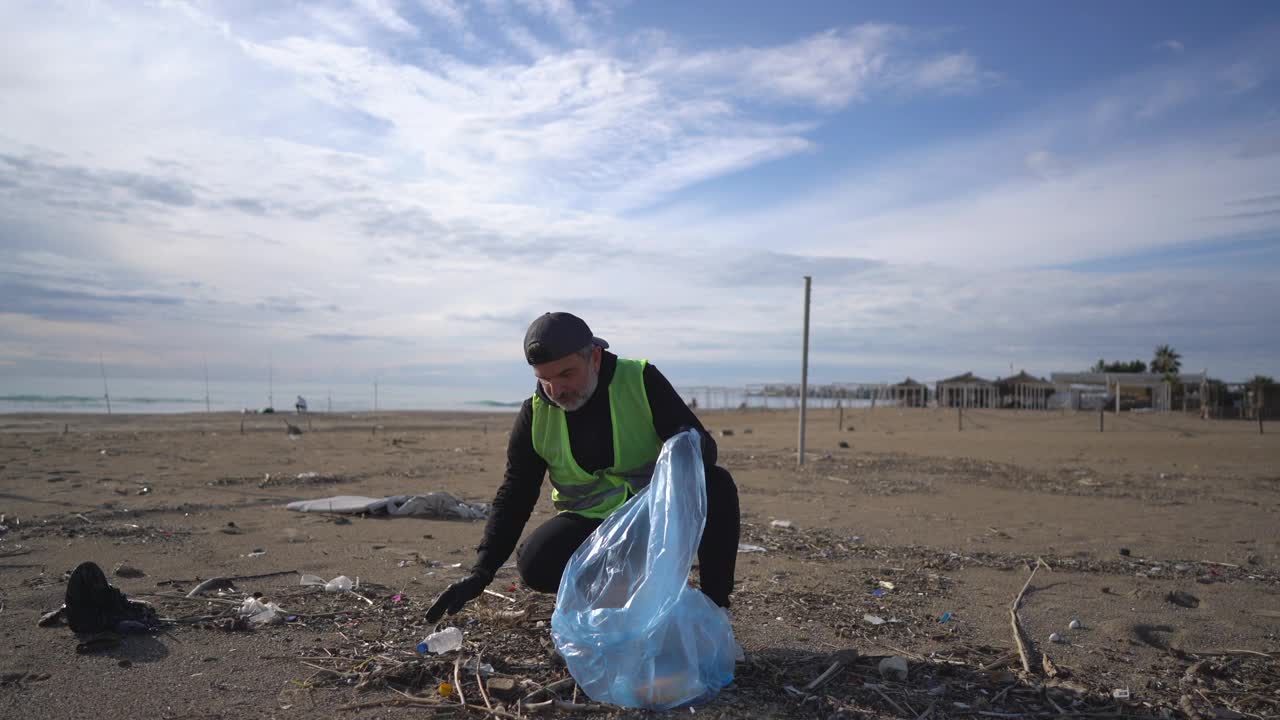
[0, 376, 525, 415]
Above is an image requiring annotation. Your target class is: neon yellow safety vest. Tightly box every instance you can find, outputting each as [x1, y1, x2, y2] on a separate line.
[530, 358, 663, 518]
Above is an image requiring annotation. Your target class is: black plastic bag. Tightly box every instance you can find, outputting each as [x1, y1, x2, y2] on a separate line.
[64, 561, 159, 634]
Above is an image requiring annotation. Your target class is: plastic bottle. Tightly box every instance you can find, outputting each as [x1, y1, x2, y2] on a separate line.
[417, 626, 463, 654]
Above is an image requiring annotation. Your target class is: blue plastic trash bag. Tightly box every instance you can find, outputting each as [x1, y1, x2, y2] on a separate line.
[551, 430, 739, 710]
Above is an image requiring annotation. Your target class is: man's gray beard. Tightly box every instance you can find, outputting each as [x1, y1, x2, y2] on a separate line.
[552, 364, 599, 412]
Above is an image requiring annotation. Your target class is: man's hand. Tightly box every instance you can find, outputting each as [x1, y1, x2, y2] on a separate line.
[425, 571, 491, 623]
[676, 424, 714, 464]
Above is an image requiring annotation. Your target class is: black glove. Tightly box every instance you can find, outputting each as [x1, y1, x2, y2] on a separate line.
[425, 569, 492, 623]
[676, 424, 715, 465]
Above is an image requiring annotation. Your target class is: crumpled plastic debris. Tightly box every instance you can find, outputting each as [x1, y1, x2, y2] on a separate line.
[300, 574, 359, 592]
[239, 597, 284, 626]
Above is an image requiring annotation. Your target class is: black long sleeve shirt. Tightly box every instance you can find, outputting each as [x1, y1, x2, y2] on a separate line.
[473, 351, 715, 576]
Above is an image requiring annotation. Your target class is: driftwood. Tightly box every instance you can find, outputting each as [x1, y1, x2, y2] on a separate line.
[1009, 558, 1049, 676]
[184, 570, 298, 597]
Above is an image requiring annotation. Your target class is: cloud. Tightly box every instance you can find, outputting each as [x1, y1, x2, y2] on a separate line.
[503, 24, 554, 59]
[309, 332, 380, 342]
[899, 52, 991, 95]
[419, 0, 467, 29]
[1, 152, 199, 211]
[1227, 192, 1280, 207]
[0, 276, 184, 322]
[1221, 61, 1263, 94]
[1158, 39, 1185, 54]
[713, 252, 882, 287]
[514, 0, 594, 46]
[355, 0, 419, 36]
[649, 25, 988, 110]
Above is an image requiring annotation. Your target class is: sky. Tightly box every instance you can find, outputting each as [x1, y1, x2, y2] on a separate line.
[2, 0, 1279, 399]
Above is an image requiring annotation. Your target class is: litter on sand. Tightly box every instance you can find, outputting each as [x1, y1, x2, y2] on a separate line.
[286, 492, 489, 520]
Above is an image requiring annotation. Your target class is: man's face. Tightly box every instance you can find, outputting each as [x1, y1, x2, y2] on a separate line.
[533, 346, 602, 411]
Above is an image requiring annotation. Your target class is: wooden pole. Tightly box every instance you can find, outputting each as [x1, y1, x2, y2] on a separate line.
[1099, 404, 1104, 433]
[838, 403, 843, 431]
[798, 275, 812, 466]
[958, 406, 963, 432]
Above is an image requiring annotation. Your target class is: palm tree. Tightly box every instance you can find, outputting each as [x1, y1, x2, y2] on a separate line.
[1249, 375, 1275, 388]
[1151, 345, 1182, 375]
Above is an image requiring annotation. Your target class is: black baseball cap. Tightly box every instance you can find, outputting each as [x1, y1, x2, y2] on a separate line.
[524, 312, 609, 365]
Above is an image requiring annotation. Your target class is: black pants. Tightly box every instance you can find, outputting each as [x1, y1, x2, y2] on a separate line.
[516, 465, 740, 608]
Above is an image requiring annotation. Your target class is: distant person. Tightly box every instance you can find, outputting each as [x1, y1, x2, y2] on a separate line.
[426, 312, 740, 622]
[295, 396, 307, 414]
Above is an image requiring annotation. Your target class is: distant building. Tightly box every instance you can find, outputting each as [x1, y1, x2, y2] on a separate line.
[936, 372, 996, 408]
[996, 371, 1054, 409]
[892, 377, 929, 407]
[1049, 371, 1207, 412]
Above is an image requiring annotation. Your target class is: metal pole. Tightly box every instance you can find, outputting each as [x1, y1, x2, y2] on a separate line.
[1099, 404, 1104, 433]
[798, 275, 811, 466]
[98, 352, 111, 415]
[838, 403, 843, 431]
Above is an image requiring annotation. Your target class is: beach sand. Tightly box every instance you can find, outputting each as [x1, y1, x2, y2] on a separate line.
[1, 408, 1277, 718]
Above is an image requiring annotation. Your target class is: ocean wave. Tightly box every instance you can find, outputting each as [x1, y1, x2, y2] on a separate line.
[0, 394, 202, 404]
[0, 394, 102, 403]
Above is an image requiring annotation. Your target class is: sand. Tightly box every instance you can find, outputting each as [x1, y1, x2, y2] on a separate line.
[0, 408, 1277, 718]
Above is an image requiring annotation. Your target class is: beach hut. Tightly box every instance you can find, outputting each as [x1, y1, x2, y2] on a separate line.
[892, 378, 929, 407]
[935, 372, 996, 408]
[997, 371, 1054, 409]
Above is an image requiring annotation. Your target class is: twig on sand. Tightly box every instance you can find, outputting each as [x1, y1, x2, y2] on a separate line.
[183, 570, 298, 597]
[1188, 648, 1276, 659]
[979, 651, 1019, 671]
[518, 677, 575, 706]
[1010, 558, 1050, 676]
[474, 648, 494, 713]
[453, 656, 468, 708]
[520, 698, 597, 713]
[136, 592, 241, 606]
[804, 649, 858, 691]
[871, 684, 911, 717]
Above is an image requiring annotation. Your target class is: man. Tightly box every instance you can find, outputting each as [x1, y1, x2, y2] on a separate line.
[426, 312, 740, 623]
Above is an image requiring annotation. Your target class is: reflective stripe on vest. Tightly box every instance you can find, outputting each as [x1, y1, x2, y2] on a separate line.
[530, 358, 663, 519]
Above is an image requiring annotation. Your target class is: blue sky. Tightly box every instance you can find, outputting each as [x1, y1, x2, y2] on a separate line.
[1, 0, 1278, 399]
